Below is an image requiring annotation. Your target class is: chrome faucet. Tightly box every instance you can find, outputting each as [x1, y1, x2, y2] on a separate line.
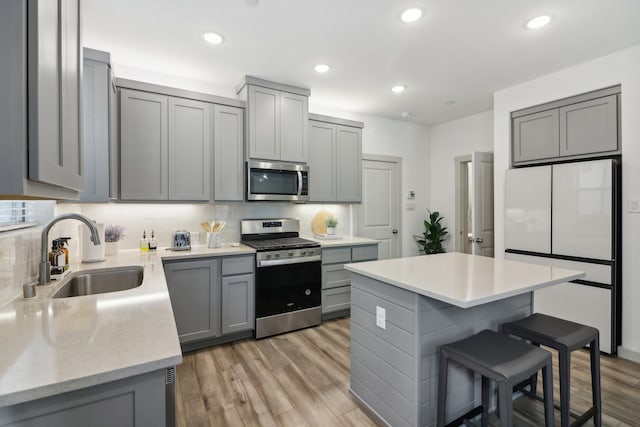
[39, 213, 101, 285]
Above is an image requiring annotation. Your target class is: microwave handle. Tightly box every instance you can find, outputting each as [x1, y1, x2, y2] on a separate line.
[297, 171, 303, 195]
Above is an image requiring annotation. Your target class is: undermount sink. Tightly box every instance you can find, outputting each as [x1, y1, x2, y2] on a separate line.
[52, 266, 144, 298]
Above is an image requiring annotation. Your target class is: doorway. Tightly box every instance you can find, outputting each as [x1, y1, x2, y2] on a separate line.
[355, 154, 402, 259]
[454, 152, 494, 257]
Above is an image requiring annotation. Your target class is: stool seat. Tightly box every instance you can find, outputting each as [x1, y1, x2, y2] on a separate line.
[503, 313, 598, 351]
[437, 329, 555, 427]
[503, 313, 601, 427]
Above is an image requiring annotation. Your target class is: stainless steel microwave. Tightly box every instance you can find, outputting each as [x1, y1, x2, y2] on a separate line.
[246, 161, 309, 202]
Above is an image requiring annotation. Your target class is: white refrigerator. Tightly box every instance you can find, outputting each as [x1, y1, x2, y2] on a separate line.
[505, 158, 620, 353]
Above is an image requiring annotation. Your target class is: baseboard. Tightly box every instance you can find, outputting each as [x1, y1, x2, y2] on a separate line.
[617, 346, 640, 363]
[348, 388, 390, 427]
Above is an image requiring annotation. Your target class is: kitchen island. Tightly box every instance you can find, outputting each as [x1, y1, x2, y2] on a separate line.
[344, 252, 584, 427]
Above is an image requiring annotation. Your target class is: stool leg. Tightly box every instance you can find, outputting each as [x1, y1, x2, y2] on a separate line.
[481, 376, 490, 427]
[542, 359, 555, 427]
[497, 381, 513, 427]
[559, 348, 571, 427]
[590, 336, 602, 427]
[437, 350, 449, 427]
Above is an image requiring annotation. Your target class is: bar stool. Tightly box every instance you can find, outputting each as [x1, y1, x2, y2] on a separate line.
[503, 313, 601, 427]
[437, 329, 555, 427]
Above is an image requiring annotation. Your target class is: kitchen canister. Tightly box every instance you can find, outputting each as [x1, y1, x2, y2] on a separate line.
[207, 232, 221, 248]
[81, 223, 106, 262]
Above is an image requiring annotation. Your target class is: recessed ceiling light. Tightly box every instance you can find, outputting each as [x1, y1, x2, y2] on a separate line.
[392, 85, 406, 93]
[401, 8, 423, 23]
[526, 15, 552, 29]
[203, 32, 224, 45]
[314, 64, 331, 73]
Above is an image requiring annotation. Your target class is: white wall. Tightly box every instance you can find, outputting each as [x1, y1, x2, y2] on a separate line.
[493, 44, 640, 359]
[310, 105, 431, 257]
[429, 110, 494, 252]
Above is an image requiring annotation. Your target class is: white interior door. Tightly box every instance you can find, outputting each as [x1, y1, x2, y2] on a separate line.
[471, 152, 494, 257]
[356, 156, 401, 259]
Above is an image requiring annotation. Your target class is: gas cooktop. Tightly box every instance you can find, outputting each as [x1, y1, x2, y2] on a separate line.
[241, 236, 319, 251]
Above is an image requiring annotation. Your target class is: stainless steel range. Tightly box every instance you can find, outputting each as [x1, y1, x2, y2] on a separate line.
[241, 218, 321, 339]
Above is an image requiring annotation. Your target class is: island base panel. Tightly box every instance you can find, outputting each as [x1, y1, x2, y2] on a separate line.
[349, 273, 532, 427]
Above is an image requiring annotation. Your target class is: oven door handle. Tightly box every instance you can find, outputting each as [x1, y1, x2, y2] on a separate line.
[257, 255, 321, 268]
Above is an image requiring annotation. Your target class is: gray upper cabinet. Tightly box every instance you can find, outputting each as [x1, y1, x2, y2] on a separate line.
[308, 114, 364, 203]
[559, 95, 618, 157]
[168, 98, 211, 201]
[0, 0, 82, 198]
[308, 121, 337, 201]
[513, 109, 559, 163]
[79, 48, 116, 202]
[120, 89, 169, 200]
[238, 76, 310, 163]
[164, 258, 221, 343]
[511, 86, 620, 166]
[214, 105, 245, 201]
[336, 125, 362, 202]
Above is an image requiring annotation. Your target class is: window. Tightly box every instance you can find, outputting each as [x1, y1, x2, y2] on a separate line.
[0, 201, 54, 232]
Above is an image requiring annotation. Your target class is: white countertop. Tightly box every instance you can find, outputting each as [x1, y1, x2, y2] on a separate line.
[309, 236, 378, 248]
[345, 252, 585, 308]
[0, 244, 255, 407]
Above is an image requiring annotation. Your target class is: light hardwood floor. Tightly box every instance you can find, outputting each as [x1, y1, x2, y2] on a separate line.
[176, 317, 640, 427]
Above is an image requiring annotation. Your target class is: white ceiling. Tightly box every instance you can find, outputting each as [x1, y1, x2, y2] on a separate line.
[83, 0, 640, 126]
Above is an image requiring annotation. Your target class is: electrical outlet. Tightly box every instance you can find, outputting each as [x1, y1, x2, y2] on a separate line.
[376, 306, 386, 330]
[630, 197, 640, 213]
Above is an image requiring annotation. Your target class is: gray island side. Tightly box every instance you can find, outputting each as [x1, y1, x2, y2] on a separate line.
[344, 252, 584, 427]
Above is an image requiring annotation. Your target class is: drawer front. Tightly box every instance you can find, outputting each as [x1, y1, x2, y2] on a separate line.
[322, 247, 351, 264]
[322, 286, 351, 313]
[222, 255, 254, 276]
[505, 253, 611, 285]
[322, 264, 350, 289]
[351, 244, 378, 262]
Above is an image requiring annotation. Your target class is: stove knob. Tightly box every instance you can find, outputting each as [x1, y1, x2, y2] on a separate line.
[288, 251, 294, 257]
[301, 250, 307, 256]
[275, 253, 280, 258]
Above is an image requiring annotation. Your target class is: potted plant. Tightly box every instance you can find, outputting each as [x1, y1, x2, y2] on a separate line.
[104, 224, 125, 255]
[325, 217, 338, 235]
[414, 210, 448, 254]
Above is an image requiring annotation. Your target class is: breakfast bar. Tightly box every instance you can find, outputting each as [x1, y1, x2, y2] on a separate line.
[344, 252, 584, 427]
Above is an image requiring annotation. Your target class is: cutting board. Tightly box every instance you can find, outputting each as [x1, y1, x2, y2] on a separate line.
[312, 211, 334, 235]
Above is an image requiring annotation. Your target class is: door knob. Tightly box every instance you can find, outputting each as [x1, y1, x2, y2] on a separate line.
[475, 237, 483, 243]
[468, 237, 483, 243]
[392, 229, 398, 234]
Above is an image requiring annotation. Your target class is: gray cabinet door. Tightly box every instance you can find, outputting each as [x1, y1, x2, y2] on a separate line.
[308, 120, 337, 202]
[120, 89, 169, 200]
[248, 85, 280, 160]
[280, 92, 308, 162]
[168, 98, 211, 201]
[79, 55, 110, 202]
[336, 125, 362, 202]
[221, 273, 255, 334]
[164, 258, 220, 343]
[214, 105, 245, 201]
[560, 95, 618, 157]
[322, 286, 351, 314]
[27, 0, 83, 191]
[322, 264, 350, 290]
[513, 109, 559, 163]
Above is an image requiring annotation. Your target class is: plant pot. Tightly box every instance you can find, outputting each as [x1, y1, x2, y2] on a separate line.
[105, 241, 119, 256]
[326, 227, 336, 235]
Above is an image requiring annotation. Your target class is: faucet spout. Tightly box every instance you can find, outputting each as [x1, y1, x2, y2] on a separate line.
[39, 213, 101, 286]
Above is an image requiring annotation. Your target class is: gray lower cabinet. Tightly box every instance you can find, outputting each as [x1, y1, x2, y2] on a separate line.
[0, 0, 82, 198]
[512, 86, 620, 166]
[214, 105, 245, 201]
[164, 258, 220, 342]
[164, 255, 254, 348]
[308, 115, 364, 203]
[321, 244, 378, 318]
[0, 368, 172, 427]
[79, 48, 116, 202]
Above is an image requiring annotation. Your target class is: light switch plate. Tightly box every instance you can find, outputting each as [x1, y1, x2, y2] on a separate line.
[630, 197, 640, 213]
[376, 306, 386, 330]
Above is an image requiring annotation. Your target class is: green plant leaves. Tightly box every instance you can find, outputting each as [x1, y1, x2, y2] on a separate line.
[414, 210, 448, 254]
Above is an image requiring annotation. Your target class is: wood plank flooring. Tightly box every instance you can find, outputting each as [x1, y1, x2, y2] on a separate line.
[176, 317, 640, 427]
